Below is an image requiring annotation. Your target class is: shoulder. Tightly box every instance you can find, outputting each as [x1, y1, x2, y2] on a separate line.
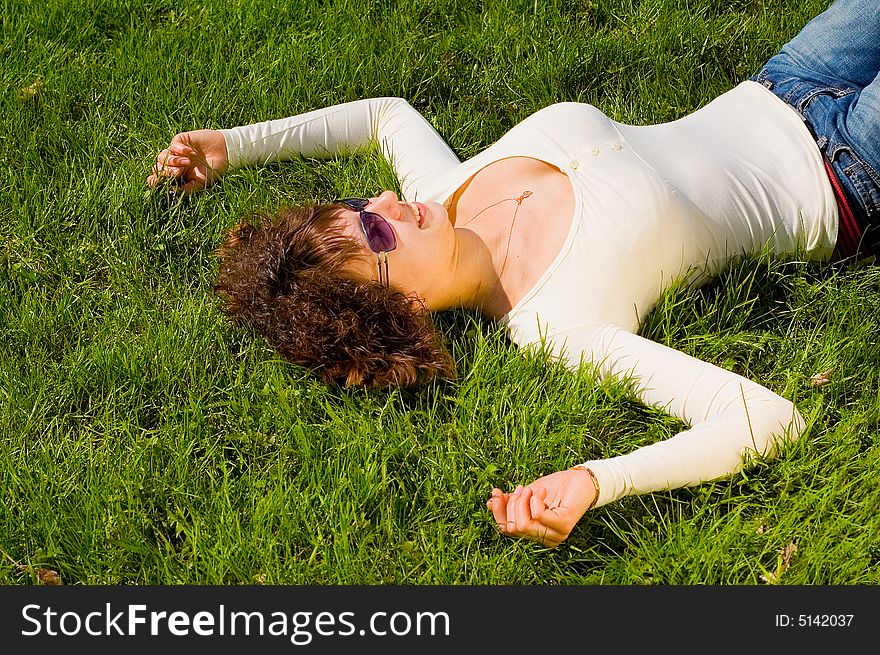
[509, 101, 617, 139]
[526, 101, 605, 120]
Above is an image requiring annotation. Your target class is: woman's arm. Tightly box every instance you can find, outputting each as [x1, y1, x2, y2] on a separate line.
[489, 322, 805, 545]
[566, 323, 805, 506]
[219, 97, 461, 200]
[148, 98, 460, 199]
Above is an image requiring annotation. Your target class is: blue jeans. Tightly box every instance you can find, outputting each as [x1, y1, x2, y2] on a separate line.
[750, 0, 880, 257]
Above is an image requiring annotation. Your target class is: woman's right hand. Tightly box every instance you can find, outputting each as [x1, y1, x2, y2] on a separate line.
[147, 129, 229, 194]
[487, 468, 598, 547]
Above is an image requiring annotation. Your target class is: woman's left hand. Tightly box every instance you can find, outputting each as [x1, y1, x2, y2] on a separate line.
[487, 469, 598, 547]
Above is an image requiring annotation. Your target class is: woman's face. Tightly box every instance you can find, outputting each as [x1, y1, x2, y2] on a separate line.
[336, 190, 457, 308]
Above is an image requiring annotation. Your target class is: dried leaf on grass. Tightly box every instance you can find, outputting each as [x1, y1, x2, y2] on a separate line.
[1, 547, 63, 585]
[35, 568, 63, 585]
[809, 368, 835, 388]
[18, 77, 43, 102]
[760, 542, 797, 584]
[780, 542, 797, 566]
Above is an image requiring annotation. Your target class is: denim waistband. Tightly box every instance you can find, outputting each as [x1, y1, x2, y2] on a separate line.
[751, 66, 880, 260]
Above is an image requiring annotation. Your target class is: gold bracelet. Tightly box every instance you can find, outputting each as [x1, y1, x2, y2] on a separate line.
[569, 465, 600, 511]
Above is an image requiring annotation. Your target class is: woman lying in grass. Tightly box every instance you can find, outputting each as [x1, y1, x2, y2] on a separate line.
[148, 0, 878, 547]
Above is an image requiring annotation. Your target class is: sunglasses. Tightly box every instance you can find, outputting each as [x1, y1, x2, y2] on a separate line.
[335, 198, 397, 287]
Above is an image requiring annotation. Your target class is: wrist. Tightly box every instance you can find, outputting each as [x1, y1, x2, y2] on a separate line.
[211, 129, 230, 175]
[569, 465, 600, 510]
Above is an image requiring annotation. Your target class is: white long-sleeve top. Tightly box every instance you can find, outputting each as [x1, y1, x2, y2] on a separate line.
[220, 81, 833, 507]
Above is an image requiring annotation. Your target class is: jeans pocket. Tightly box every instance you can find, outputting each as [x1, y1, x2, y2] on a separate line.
[797, 83, 856, 114]
[838, 148, 880, 219]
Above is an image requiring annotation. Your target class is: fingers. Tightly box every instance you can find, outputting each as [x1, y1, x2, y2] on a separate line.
[515, 488, 568, 546]
[504, 486, 520, 533]
[488, 488, 508, 527]
[511, 486, 532, 529]
[146, 172, 179, 187]
[488, 485, 525, 536]
[169, 133, 199, 156]
[488, 485, 568, 547]
[155, 148, 192, 170]
[160, 154, 192, 167]
[529, 490, 546, 518]
[147, 130, 227, 192]
[153, 165, 184, 179]
[146, 139, 196, 186]
[528, 496, 574, 534]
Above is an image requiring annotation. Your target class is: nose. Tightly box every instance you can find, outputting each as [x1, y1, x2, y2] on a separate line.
[368, 190, 402, 220]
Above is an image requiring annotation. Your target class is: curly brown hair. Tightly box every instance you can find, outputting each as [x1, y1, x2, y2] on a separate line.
[213, 203, 455, 388]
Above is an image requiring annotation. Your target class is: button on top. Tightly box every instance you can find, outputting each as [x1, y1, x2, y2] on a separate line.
[590, 147, 600, 156]
[611, 142, 622, 151]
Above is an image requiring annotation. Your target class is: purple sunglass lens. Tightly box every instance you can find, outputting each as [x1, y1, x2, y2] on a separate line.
[360, 212, 397, 252]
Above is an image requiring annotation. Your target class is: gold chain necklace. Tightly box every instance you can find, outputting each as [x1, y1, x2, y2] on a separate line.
[457, 190, 532, 277]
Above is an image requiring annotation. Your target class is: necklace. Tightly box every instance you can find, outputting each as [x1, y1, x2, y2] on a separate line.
[457, 190, 532, 277]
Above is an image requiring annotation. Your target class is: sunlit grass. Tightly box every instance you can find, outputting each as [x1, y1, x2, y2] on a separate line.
[2, 0, 877, 585]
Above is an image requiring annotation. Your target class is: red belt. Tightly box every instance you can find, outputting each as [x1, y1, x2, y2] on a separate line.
[824, 158, 871, 260]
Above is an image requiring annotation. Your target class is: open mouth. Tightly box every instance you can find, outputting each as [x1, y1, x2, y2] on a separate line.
[410, 202, 425, 227]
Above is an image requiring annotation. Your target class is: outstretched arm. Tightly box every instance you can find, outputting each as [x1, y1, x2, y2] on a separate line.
[148, 98, 460, 199]
[489, 322, 805, 546]
[224, 97, 460, 200]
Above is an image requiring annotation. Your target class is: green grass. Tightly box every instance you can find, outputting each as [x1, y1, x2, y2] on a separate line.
[2, 0, 878, 585]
